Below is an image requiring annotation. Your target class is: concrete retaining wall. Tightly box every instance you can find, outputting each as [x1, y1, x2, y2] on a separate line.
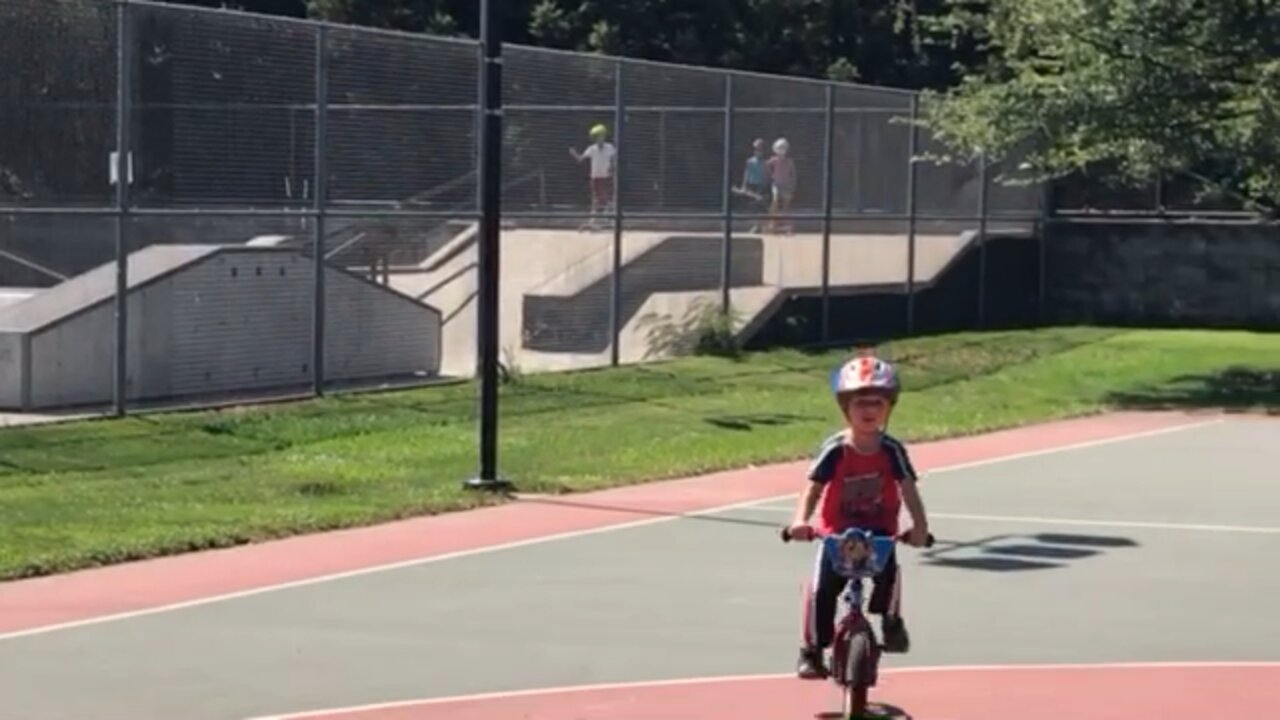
[1045, 220, 1280, 329]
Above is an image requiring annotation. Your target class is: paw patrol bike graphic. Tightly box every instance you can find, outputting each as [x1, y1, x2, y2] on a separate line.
[780, 526, 934, 719]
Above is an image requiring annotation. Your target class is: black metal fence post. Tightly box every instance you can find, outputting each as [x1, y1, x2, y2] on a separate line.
[819, 84, 835, 342]
[311, 23, 329, 397]
[609, 61, 625, 366]
[720, 74, 734, 315]
[976, 152, 989, 328]
[113, 0, 132, 417]
[904, 96, 920, 334]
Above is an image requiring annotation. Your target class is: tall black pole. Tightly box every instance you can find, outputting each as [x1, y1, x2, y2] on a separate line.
[466, 0, 511, 492]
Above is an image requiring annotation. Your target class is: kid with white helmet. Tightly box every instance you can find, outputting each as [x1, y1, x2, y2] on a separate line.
[765, 137, 796, 233]
[786, 348, 932, 679]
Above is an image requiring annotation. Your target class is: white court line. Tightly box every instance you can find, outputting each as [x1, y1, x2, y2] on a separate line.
[730, 503, 797, 512]
[0, 415, 1222, 642]
[730, 505, 1280, 535]
[244, 661, 1280, 719]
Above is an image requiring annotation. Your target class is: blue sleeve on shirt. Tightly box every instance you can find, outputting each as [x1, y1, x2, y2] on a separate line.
[807, 432, 845, 484]
[881, 434, 918, 483]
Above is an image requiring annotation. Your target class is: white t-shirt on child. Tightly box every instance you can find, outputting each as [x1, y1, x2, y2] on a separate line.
[581, 143, 616, 178]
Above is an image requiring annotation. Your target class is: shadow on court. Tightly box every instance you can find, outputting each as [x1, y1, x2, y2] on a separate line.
[920, 532, 1140, 572]
[815, 702, 913, 719]
[514, 498, 1145, 571]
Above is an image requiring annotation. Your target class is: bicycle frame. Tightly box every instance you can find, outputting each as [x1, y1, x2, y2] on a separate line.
[780, 525, 934, 702]
[830, 574, 881, 689]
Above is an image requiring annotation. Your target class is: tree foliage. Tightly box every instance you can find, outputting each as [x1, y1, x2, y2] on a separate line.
[1, 0, 115, 201]
[919, 0, 1280, 214]
[174, 0, 985, 91]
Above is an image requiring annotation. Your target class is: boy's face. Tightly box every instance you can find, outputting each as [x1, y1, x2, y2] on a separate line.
[842, 391, 891, 434]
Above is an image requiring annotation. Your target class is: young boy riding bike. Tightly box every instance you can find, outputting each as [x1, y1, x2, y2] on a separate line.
[786, 351, 931, 679]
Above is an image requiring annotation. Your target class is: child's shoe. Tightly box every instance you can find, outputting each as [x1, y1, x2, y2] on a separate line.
[881, 615, 910, 653]
[796, 646, 829, 679]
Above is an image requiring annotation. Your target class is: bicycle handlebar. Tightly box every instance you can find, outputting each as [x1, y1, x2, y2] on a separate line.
[779, 526, 935, 548]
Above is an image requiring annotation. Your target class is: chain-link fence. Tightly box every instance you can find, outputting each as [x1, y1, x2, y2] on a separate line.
[0, 0, 1044, 416]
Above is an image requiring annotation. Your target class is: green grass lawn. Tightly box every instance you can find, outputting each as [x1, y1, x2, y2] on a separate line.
[0, 327, 1276, 581]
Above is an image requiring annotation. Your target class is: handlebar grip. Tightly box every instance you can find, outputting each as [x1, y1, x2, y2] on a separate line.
[896, 531, 936, 548]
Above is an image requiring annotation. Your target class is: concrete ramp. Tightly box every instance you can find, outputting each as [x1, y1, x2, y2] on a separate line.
[387, 225, 481, 378]
[766, 232, 970, 291]
[623, 287, 779, 362]
[0, 244, 442, 410]
[248, 219, 477, 275]
[0, 245, 219, 335]
[385, 225, 1025, 377]
[390, 228, 621, 377]
[386, 222, 480, 308]
[522, 234, 765, 354]
[517, 230, 977, 359]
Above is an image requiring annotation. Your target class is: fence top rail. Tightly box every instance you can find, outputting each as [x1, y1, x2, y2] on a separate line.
[121, 0, 919, 99]
[123, 0, 481, 47]
[512, 44, 918, 98]
[11, 101, 916, 115]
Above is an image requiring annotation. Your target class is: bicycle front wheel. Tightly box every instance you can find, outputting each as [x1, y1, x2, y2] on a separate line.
[840, 629, 874, 717]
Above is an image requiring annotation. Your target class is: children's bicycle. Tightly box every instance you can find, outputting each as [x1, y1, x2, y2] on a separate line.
[780, 525, 935, 719]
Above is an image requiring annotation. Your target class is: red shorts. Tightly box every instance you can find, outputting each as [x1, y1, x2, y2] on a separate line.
[590, 176, 613, 204]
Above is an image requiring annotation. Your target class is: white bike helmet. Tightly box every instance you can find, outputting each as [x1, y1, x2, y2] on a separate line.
[830, 353, 900, 404]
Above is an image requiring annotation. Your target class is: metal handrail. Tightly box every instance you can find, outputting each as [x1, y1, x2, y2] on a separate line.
[0, 247, 69, 282]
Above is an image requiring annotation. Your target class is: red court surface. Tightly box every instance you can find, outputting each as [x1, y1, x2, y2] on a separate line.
[0, 409, 1209, 637]
[5, 409, 1277, 720]
[259, 663, 1280, 720]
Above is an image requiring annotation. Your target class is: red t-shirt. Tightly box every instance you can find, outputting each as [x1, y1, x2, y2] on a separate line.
[807, 431, 918, 536]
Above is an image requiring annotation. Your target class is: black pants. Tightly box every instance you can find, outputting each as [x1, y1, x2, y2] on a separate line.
[802, 539, 902, 650]
[738, 182, 770, 216]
